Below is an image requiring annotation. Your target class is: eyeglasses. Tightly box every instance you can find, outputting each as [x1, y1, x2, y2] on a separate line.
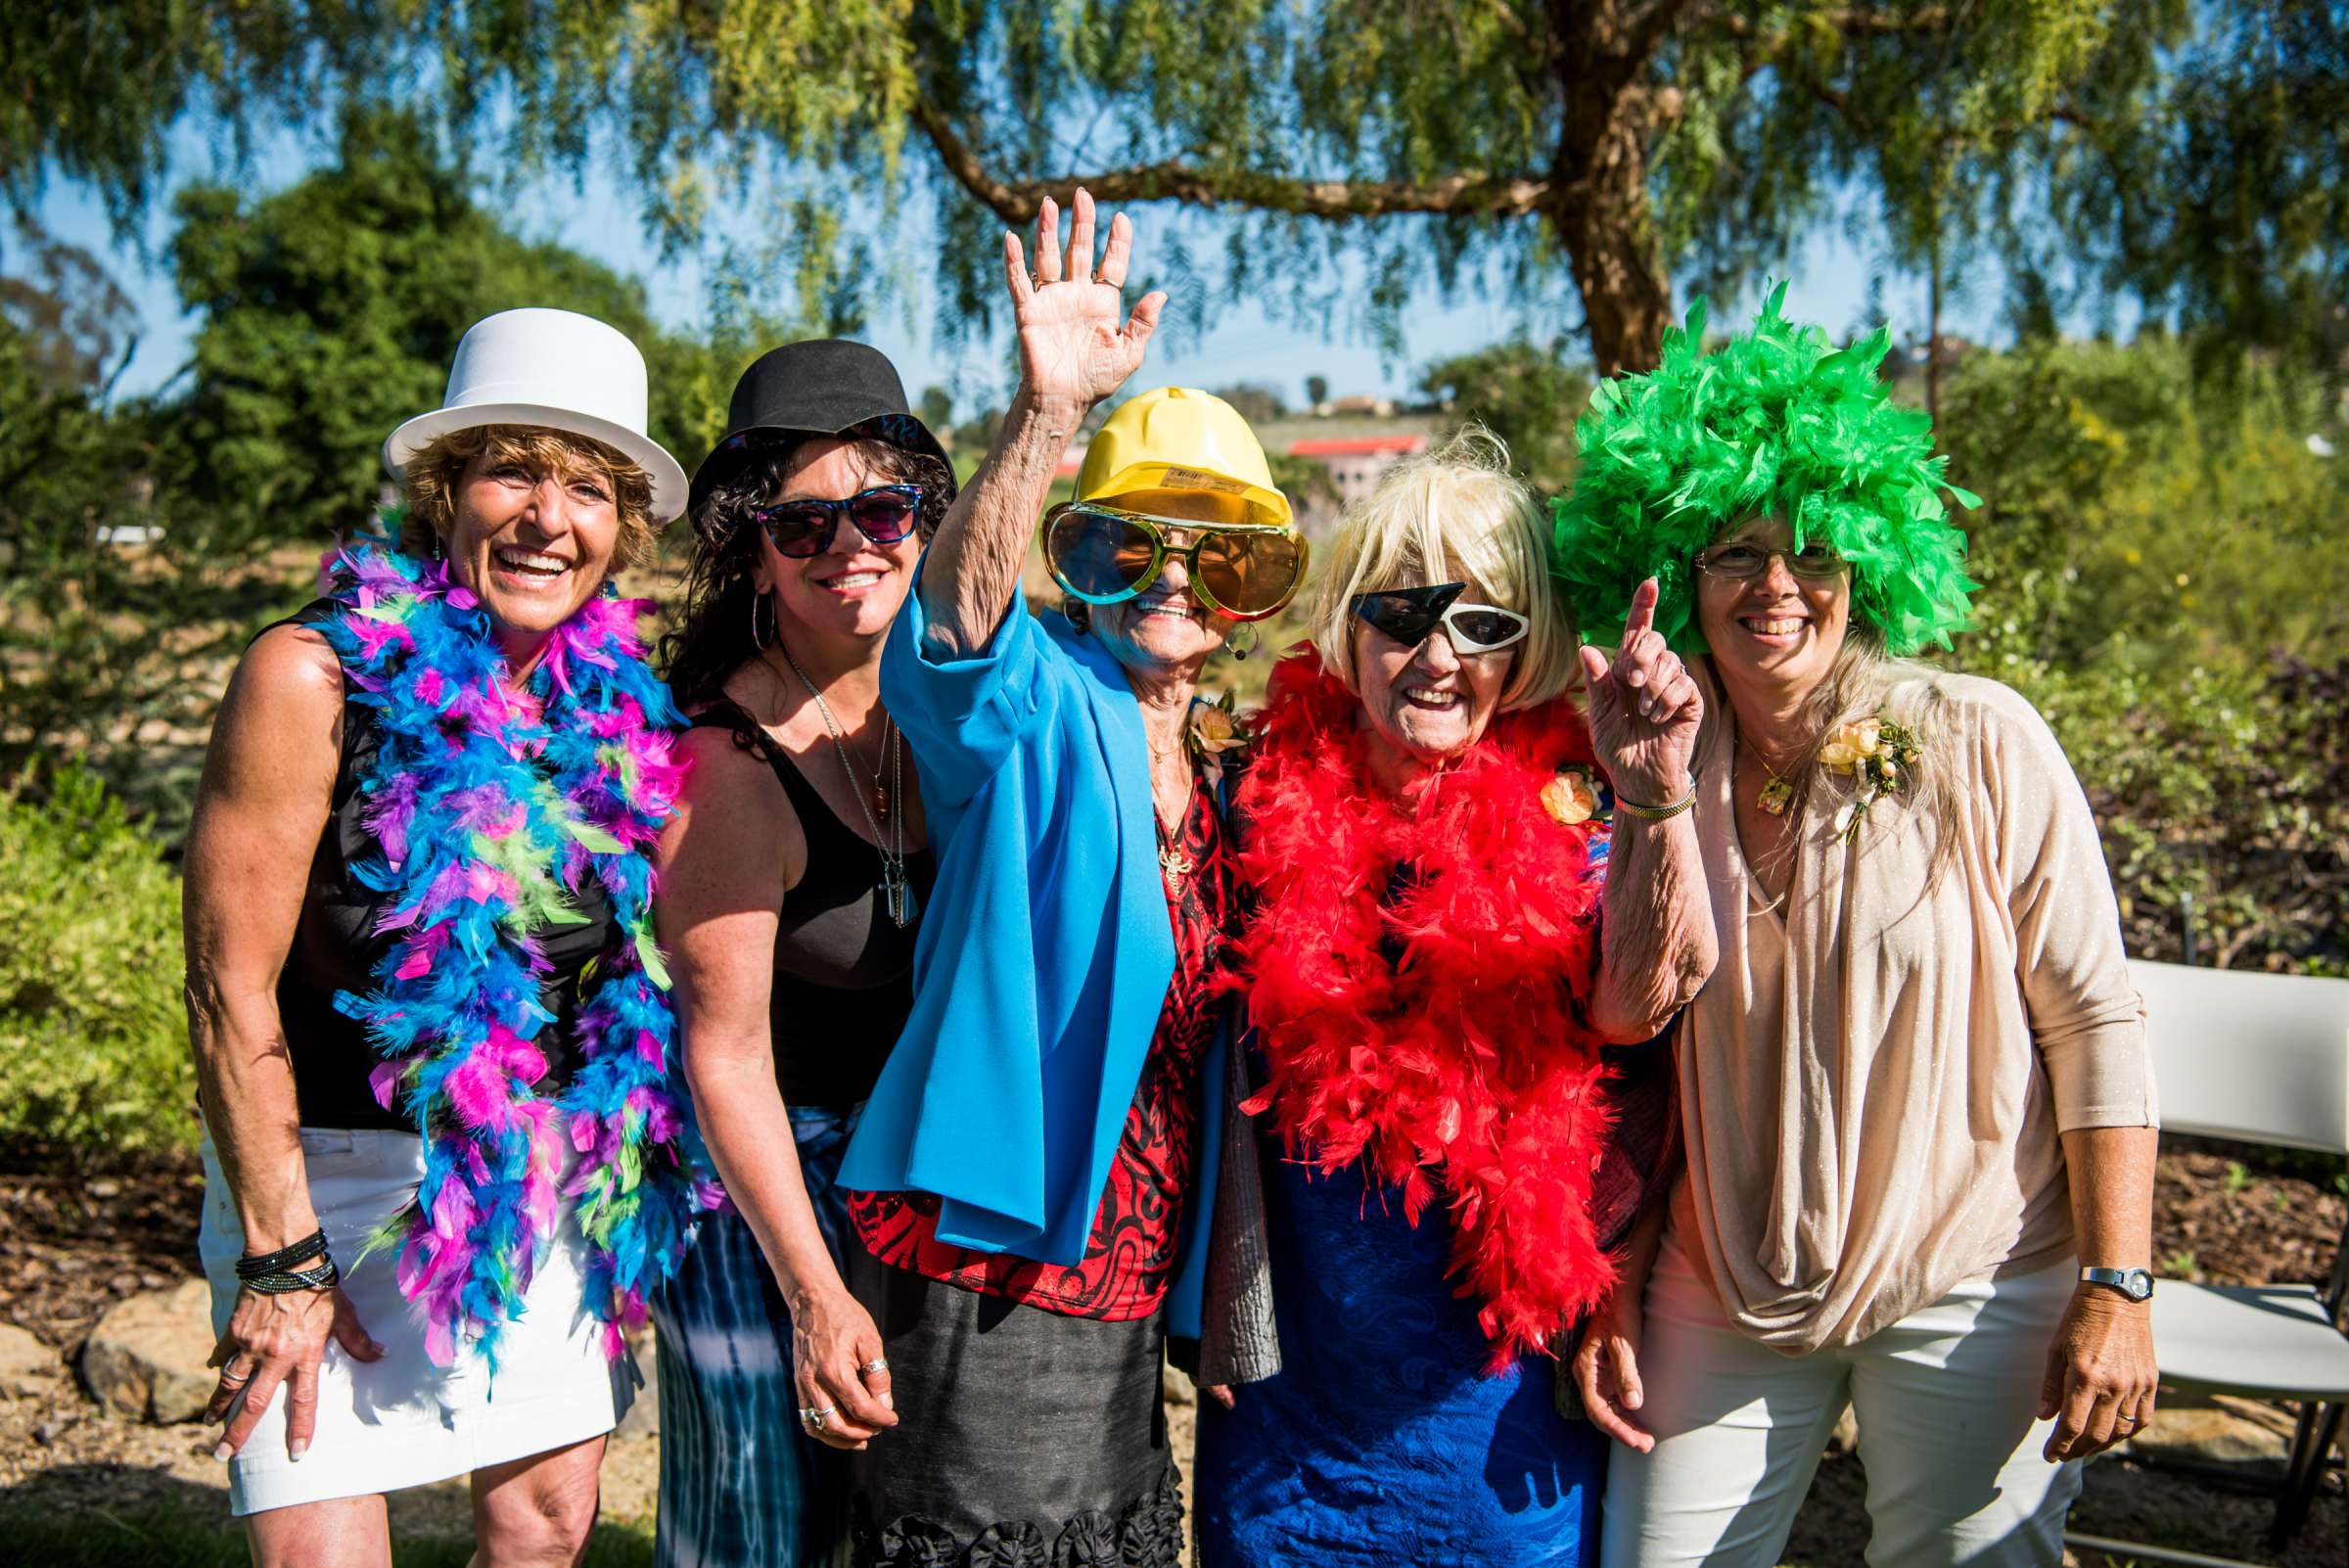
[1351, 582, 1531, 655]
[1041, 502, 1308, 622]
[749, 484, 926, 558]
[1693, 541, 1850, 581]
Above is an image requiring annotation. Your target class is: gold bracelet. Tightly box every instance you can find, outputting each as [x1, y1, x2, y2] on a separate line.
[1613, 778, 1697, 822]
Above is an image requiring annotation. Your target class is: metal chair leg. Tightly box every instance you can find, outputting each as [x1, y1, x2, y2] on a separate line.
[2270, 1398, 2343, 1548]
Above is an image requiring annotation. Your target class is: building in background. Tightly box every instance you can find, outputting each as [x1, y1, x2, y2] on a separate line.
[1287, 433, 1428, 509]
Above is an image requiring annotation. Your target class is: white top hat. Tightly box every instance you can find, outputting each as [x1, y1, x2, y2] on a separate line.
[383, 307, 690, 525]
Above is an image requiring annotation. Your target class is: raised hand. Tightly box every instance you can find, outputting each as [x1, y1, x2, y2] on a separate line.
[1005, 189, 1167, 410]
[1578, 577, 1702, 807]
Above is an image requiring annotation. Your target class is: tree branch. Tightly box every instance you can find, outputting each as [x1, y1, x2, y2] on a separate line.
[910, 98, 1550, 224]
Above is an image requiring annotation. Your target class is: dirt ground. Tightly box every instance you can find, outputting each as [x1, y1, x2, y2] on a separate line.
[3, 1144, 2342, 1563]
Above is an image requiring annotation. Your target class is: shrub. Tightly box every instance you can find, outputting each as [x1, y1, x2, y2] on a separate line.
[0, 766, 194, 1159]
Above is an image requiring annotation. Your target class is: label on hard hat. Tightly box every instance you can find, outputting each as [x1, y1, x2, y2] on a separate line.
[1155, 466, 1250, 495]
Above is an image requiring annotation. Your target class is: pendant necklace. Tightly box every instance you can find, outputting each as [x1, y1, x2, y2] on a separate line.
[780, 645, 912, 927]
[1149, 734, 1195, 887]
[1743, 735, 1801, 816]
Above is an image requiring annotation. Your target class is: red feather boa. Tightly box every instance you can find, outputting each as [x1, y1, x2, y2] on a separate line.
[1231, 651, 1622, 1367]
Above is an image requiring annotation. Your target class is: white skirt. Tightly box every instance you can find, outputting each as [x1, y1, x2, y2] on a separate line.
[199, 1127, 633, 1515]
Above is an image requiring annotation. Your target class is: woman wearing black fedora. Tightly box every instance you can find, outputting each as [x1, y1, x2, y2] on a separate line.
[647, 341, 956, 1568]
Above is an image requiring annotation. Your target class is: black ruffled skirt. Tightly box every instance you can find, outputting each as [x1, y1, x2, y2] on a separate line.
[844, 1249, 1183, 1568]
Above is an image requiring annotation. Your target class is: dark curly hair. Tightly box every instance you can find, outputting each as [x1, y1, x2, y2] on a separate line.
[660, 433, 956, 723]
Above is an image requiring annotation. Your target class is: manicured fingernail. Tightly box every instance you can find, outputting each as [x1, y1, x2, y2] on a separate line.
[213, 1443, 233, 1462]
[290, 1441, 307, 1462]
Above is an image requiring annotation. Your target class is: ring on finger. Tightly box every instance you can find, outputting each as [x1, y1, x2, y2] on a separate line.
[860, 1357, 889, 1376]
[218, 1362, 254, 1387]
[799, 1404, 836, 1430]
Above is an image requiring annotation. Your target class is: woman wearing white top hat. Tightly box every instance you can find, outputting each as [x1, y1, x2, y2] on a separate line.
[182, 306, 719, 1566]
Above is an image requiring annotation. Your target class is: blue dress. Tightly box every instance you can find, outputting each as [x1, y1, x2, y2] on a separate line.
[1193, 1153, 1608, 1567]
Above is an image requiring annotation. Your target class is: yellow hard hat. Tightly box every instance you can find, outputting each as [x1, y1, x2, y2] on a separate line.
[1078, 388, 1293, 529]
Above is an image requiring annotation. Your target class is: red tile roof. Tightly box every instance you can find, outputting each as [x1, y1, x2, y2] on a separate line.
[1287, 435, 1428, 458]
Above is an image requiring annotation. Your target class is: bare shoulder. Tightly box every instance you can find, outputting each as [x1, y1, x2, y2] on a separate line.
[200, 623, 345, 790]
[665, 717, 804, 887]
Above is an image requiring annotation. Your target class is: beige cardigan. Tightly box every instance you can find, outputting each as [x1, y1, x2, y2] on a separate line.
[1674, 668, 2156, 1354]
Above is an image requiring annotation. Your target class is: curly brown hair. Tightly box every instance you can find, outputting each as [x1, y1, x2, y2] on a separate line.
[400, 424, 659, 568]
[660, 434, 956, 720]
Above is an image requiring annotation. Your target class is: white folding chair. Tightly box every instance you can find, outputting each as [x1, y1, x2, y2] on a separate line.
[2067, 959, 2349, 1562]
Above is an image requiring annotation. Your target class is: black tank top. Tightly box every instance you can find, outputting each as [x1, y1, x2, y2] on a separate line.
[270, 602, 614, 1130]
[690, 704, 934, 1110]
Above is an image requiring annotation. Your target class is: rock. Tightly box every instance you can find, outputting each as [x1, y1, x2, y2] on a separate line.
[80, 1277, 216, 1423]
[1163, 1365, 1198, 1409]
[0, 1321, 62, 1398]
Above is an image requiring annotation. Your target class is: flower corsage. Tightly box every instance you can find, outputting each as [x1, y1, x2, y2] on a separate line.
[1190, 688, 1250, 786]
[1820, 715, 1923, 843]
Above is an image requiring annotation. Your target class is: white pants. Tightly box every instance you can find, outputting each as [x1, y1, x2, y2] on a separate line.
[200, 1128, 630, 1515]
[1601, 1232, 2083, 1568]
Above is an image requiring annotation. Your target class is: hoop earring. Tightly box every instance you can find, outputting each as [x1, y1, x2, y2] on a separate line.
[1226, 621, 1259, 661]
[749, 588, 773, 650]
[1064, 600, 1091, 634]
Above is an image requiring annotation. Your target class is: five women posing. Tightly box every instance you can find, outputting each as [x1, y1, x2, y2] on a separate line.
[185, 194, 2155, 1568]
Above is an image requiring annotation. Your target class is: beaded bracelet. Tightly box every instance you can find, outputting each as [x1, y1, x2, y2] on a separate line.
[243, 1256, 340, 1295]
[235, 1229, 328, 1280]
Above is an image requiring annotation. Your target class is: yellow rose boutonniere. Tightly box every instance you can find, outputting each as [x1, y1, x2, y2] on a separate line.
[1542, 767, 1602, 826]
[1820, 715, 1924, 844]
[1189, 690, 1250, 787]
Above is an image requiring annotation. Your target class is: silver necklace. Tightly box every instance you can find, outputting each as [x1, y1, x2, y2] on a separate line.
[778, 645, 911, 928]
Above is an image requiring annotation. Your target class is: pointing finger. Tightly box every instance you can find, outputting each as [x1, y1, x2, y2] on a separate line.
[1620, 578, 1661, 656]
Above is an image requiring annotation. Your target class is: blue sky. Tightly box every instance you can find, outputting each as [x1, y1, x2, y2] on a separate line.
[21, 120, 1993, 416]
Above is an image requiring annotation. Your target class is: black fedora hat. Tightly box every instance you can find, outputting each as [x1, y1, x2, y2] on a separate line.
[688, 340, 955, 512]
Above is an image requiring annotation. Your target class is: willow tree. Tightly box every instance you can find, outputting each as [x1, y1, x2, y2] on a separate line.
[5, 2, 2339, 374]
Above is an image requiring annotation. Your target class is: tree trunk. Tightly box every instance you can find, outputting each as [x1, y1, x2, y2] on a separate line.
[1551, 118, 1674, 377]
[1544, 0, 1675, 377]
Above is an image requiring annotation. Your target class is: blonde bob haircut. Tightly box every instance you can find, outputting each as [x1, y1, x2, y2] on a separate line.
[400, 423, 659, 570]
[1305, 425, 1578, 713]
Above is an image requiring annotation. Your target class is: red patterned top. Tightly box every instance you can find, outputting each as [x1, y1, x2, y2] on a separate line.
[847, 778, 1234, 1321]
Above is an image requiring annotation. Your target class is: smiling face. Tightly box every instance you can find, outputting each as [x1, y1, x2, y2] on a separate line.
[440, 442, 625, 643]
[1694, 515, 1852, 705]
[752, 438, 923, 645]
[1351, 571, 1516, 767]
[1083, 488, 1235, 677]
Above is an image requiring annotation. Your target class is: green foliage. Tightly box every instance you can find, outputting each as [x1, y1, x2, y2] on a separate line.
[164, 107, 795, 547]
[1941, 333, 2349, 971]
[1417, 338, 1589, 489]
[10, 2, 2329, 377]
[0, 767, 193, 1160]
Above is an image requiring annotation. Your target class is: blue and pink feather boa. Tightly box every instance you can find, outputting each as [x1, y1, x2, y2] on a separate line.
[318, 541, 719, 1367]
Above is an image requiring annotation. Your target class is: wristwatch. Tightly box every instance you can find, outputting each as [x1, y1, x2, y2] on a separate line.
[2079, 1266, 2155, 1303]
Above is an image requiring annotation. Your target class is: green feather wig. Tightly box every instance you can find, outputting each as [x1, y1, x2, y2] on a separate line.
[1549, 283, 1981, 657]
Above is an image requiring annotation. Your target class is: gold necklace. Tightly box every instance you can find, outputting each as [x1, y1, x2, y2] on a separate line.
[1741, 735, 1805, 816]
